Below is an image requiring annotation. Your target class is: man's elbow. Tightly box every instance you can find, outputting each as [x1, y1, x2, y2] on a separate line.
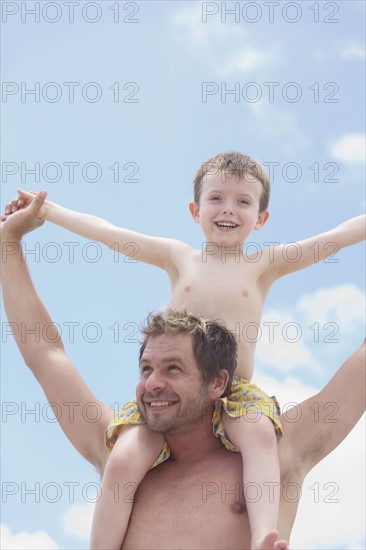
[22, 341, 65, 372]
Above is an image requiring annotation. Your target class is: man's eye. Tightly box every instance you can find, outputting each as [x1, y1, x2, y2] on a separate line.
[141, 366, 152, 374]
[168, 365, 181, 371]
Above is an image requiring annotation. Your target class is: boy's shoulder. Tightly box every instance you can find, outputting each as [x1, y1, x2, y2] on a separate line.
[168, 238, 196, 258]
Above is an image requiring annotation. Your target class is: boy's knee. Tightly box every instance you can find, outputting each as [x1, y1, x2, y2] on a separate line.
[106, 446, 133, 473]
[246, 414, 277, 447]
[225, 413, 277, 449]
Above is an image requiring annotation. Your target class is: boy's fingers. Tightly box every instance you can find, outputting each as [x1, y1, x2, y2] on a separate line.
[17, 188, 37, 199]
[5, 201, 15, 214]
[11, 198, 21, 213]
[29, 191, 47, 218]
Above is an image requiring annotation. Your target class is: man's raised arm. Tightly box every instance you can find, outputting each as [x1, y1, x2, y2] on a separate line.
[285, 339, 365, 475]
[1, 192, 113, 472]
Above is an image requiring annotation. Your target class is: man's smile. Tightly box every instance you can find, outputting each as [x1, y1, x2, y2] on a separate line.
[149, 401, 176, 408]
[143, 397, 179, 411]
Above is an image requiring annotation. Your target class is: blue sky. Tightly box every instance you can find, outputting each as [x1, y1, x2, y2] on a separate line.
[1, 1, 365, 548]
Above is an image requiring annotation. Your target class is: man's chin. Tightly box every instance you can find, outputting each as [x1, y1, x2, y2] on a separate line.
[145, 415, 178, 433]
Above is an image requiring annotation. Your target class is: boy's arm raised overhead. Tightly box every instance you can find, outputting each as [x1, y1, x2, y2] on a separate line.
[265, 214, 365, 282]
[1, 193, 113, 474]
[10, 189, 186, 273]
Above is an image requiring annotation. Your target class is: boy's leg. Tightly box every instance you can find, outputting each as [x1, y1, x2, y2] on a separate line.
[224, 413, 287, 550]
[90, 425, 164, 549]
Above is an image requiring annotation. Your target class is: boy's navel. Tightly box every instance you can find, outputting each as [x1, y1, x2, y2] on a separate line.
[184, 285, 191, 292]
[242, 289, 249, 298]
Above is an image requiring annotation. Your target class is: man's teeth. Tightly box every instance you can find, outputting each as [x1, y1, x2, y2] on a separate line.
[150, 401, 172, 407]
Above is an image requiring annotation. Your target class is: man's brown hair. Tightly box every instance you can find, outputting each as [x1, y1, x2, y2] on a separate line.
[139, 308, 237, 397]
[193, 152, 270, 213]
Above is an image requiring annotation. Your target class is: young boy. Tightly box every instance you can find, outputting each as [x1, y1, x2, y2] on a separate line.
[5, 152, 365, 550]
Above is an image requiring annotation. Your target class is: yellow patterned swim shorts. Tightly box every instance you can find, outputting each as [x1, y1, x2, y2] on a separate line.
[105, 401, 170, 468]
[213, 375, 282, 452]
[105, 376, 282, 468]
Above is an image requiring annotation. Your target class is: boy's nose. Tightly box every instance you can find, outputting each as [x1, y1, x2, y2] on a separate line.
[222, 203, 235, 214]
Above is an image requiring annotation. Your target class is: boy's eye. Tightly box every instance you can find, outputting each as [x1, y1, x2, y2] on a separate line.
[210, 196, 221, 201]
[239, 199, 250, 205]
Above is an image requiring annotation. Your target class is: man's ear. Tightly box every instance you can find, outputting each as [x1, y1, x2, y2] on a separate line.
[254, 210, 269, 230]
[209, 370, 230, 400]
[189, 201, 200, 223]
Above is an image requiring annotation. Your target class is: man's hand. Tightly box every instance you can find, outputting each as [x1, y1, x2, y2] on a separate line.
[1, 190, 47, 241]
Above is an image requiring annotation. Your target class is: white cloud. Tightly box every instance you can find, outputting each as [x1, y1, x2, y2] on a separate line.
[257, 310, 314, 372]
[174, 3, 242, 49]
[254, 372, 318, 410]
[313, 41, 366, 64]
[214, 46, 281, 78]
[330, 133, 366, 165]
[256, 284, 365, 374]
[63, 502, 94, 538]
[173, 4, 282, 78]
[298, 284, 365, 328]
[247, 102, 309, 151]
[340, 42, 366, 61]
[0, 524, 58, 550]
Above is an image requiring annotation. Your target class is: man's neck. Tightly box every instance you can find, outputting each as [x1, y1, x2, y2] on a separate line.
[165, 421, 222, 463]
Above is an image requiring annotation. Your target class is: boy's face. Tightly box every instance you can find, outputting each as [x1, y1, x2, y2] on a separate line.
[189, 171, 269, 246]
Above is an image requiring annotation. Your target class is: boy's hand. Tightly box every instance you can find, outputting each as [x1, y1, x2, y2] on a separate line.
[1, 190, 47, 241]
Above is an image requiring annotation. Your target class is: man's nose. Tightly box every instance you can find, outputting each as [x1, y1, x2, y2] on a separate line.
[145, 371, 166, 392]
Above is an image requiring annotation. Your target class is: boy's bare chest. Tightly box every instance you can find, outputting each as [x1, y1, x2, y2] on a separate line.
[170, 255, 266, 326]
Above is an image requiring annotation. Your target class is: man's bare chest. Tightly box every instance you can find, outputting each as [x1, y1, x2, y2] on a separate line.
[122, 454, 250, 549]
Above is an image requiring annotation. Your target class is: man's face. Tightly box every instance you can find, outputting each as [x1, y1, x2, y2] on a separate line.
[136, 334, 209, 433]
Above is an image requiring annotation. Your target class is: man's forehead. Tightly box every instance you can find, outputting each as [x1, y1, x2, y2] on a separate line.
[140, 333, 194, 361]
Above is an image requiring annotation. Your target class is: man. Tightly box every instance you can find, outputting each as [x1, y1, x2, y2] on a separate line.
[1, 192, 365, 549]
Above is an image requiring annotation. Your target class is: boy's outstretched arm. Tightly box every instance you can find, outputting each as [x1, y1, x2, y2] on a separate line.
[8, 189, 187, 272]
[1, 192, 113, 473]
[266, 214, 365, 281]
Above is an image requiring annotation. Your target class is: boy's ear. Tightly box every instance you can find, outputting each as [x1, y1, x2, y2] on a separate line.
[254, 210, 269, 230]
[189, 201, 200, 223]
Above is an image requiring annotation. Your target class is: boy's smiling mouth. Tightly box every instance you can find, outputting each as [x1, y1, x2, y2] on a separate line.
[215, 221, 239, 230]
